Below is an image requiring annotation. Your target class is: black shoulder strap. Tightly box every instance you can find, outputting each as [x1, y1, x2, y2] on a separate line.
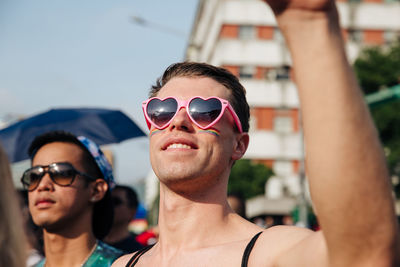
[241, 231, 263, 267]
[125, 244, 155, 267]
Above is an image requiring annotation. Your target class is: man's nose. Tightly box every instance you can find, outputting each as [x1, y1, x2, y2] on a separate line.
[36, 172, 54, 191]
[168, 108, 195, 132]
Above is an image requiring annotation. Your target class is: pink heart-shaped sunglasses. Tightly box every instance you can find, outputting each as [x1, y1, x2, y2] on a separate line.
[142, 96, 243, 133]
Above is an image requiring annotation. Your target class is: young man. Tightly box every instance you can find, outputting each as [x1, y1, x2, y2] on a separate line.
[114, 0, 400, 266]
[22, 131, 123, 267]
[104, 185, 144, 253]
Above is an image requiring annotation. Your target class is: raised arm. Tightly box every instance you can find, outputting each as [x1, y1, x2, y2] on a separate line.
[263, 0, 400, 266]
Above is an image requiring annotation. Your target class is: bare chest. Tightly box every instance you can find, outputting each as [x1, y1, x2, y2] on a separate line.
[131, 240, 275, 267]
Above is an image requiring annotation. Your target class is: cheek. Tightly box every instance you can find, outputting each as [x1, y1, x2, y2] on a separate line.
[149, 142, 157, 162]
[60, 186, 90, 207]
[198, 129, 221, 137]
[150, 128, 165, 136]
[149, 136, 163, 162]
[28, 195, 36, 215]
[217, 134, 237, 160]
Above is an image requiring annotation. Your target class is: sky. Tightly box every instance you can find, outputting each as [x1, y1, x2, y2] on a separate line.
[0, 0, 199, 188]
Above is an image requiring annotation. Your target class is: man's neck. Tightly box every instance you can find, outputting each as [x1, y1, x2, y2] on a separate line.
[43, 230, 97, 267]
[156, 182, 253, 250]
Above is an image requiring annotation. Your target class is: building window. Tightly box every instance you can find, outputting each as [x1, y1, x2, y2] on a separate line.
[265, 66, 291, 81]
[273, 161, 293, 177]
[384, 30, 399, 44]
[274, 28, 284, 42]
[249, 115, 257, 132]
[274, 116, 293, 133]
[239, 25, 255, 40]
[276, 66, 291, 80]
[239, 66, 255, 79]
[265, 68, 277, 81]
[348, 29, 363, 43]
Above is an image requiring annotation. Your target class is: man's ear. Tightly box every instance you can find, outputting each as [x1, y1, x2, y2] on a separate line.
[90, 179, 108, 203]
[232, 133, 249, 161]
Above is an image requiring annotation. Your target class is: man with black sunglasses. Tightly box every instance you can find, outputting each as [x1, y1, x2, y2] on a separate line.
[104, 185, 144, 253]
[114, 0, 400, 266]
[23, 131, 123, 267]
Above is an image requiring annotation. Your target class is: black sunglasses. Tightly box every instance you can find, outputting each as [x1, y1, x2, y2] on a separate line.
[21, 162, 96, 191]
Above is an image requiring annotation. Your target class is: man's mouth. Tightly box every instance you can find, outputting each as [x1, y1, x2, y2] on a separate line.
[35, 198, 55, 207]
[166, 143, 193, 149]
[162, 138, 198, 150]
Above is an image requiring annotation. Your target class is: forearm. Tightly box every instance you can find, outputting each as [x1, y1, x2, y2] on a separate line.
[276, 4, 399, 265]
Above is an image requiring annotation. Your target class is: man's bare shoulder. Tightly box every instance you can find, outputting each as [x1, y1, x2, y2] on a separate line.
[251, 226, 328, 267]
[112, 253, 134, 267]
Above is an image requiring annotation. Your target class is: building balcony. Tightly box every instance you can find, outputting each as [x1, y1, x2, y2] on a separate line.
[245, 130, 302, 160]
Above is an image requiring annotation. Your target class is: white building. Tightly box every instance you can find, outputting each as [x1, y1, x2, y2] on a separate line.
[185, 0, 400, 219]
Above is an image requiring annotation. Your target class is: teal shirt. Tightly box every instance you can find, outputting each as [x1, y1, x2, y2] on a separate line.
[35, 240, 123, 267]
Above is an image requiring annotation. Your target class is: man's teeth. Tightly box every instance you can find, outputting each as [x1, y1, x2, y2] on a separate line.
[167, 143, 192, 149]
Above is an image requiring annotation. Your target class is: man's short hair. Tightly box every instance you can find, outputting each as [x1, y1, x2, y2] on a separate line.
[28, 130, 114, 240]
[114, 185, 139, 210]
[150, 62, 250, 133]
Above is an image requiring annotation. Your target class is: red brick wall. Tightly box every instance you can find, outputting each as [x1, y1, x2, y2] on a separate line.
[255, 67, 271, 80]
[252, 107, 299, 132]
[222, 65, 239, 77]
[341, 29, 349, 42]
[257, 26, 274, 40]
[364, 30, 384, 45]
[253, 107, 275, 130]
[291, 109, 299, 132]
[220, 25, 238, 38]
[253, 159, 274, 169]
[293, 160, 300, 173]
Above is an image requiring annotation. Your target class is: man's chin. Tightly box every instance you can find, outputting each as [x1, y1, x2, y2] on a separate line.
[32, 216, 63, 232]
[33, 220, 56, 230]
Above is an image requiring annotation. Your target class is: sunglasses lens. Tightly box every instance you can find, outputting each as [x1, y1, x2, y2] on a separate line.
[22, 168, 43, 191]
[147, 98, 178, 128]
[49, 163, 76, 186]
[189, 98, 222, 127]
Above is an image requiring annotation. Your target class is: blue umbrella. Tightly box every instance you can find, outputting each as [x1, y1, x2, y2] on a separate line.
[0, 107, 146, 163]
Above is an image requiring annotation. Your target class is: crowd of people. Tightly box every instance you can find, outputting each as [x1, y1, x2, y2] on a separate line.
[1, 0, 400, 266]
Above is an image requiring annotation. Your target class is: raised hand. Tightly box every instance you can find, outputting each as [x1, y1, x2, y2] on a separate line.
[262, 0, 334, 15]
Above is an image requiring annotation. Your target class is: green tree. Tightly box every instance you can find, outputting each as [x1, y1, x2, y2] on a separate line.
[228, 159, 274, 199]
[353, 41, 400, 196]
[354, 41, 400, 94]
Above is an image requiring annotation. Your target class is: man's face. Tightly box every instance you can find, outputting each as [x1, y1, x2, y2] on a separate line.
[149, 76, 243, 191]
[28, 142, 93, 231]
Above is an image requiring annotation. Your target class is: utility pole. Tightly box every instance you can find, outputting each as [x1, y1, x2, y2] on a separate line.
[131, 16, 186, 38]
